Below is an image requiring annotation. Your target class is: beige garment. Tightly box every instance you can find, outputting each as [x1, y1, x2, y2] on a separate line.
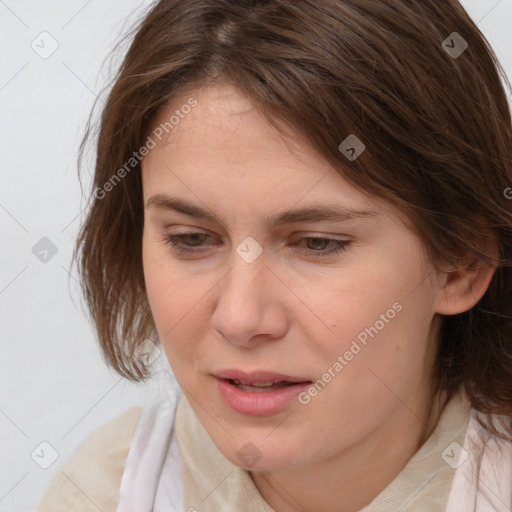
[175, 387, 471, 512]
[361, 388, 470, 511]
[34, 406, 142, 512]
[34, 387, 471, 511]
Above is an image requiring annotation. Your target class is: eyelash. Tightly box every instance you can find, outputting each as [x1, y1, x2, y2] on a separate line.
[162, 233, 350, 258]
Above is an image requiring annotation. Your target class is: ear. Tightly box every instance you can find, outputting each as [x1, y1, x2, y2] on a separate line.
[434, 228, 500, 315]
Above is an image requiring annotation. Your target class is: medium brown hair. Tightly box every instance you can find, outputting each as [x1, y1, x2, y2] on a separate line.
[74, 0, 512, 438]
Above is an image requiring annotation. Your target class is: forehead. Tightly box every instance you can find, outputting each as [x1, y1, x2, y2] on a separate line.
[147, 82, 317, 171]
[141, 82, 391, 221]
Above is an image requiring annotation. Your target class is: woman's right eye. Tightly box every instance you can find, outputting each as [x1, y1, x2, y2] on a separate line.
[164, 233, 212, 254]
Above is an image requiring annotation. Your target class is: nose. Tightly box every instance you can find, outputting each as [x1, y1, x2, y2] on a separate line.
[211, 249, 287, 347]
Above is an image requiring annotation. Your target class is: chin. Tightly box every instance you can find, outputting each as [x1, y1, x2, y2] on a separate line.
[217, 435, 310, 472]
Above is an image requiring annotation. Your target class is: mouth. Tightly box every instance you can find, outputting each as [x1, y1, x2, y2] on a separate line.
[226, 379, 304, 392]
[214, 368, 312, 385]
[213, 369, 313, 416]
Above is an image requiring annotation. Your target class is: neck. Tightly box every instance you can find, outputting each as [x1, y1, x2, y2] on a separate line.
[250, 385, 449, 512]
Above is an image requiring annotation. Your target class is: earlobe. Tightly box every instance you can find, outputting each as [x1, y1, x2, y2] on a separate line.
[434, 234, 500, 316]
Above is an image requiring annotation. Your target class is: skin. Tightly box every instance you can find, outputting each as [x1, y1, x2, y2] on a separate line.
[141, 82, 497, 512]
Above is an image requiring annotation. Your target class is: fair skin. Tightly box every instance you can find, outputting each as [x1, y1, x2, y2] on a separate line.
[141, 82, 497, 512]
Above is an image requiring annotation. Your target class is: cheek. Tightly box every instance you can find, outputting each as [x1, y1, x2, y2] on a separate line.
[142, 233, 215, 374]
[302, 265, 402, 354]
[143, 261, 196, 380]
[142, 233, 191, 341]
[307, 253, 435, 388]
[333, 288, 435, 410]
[143, 234, 172, 322]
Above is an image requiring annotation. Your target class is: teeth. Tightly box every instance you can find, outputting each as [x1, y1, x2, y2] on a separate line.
[230, 379, 292, 392]
[233, 379, 277, 387]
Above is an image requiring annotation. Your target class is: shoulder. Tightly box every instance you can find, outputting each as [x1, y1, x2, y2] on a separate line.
[34, 405, 143, 512]
[447, 409, 512, 511]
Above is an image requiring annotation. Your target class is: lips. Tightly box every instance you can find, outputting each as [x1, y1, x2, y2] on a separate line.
[214, 369, 312, 386]
[214, 371, 313, 416]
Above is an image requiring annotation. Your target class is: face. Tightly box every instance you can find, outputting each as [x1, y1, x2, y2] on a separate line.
[141, 82, 443, 472]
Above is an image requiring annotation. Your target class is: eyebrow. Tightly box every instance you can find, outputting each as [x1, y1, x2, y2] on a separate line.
[145, 194, 378, 227]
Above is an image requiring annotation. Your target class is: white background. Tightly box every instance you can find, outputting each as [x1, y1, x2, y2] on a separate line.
[1, 1, 511, 510]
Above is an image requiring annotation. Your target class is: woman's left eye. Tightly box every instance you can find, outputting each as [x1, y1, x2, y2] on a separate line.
[291, 236, 350, 257]
[163, 233, 350, 258]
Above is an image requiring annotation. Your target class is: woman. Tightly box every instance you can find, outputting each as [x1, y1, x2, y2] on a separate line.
[35, 0, 512, 510]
